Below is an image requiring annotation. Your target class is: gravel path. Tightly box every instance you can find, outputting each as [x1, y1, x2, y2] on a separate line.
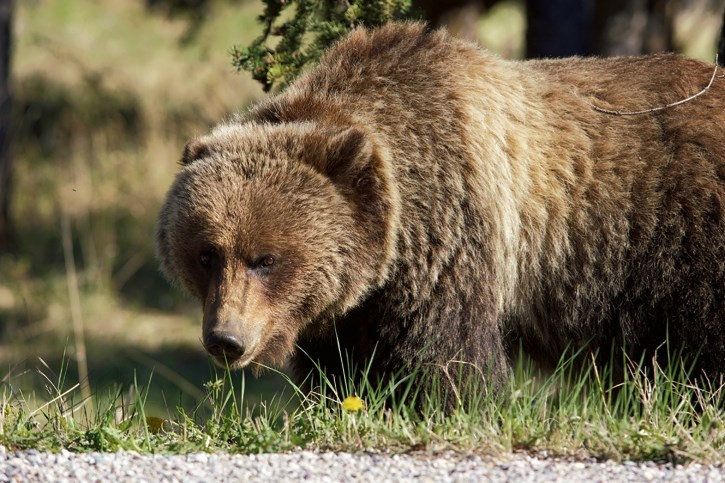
[1, 445, 724, 482]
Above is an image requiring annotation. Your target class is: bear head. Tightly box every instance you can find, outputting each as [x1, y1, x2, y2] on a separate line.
[156, 121, 398, 371]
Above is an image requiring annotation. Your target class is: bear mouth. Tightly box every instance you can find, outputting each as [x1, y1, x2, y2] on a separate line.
[209, 351, 255, 370]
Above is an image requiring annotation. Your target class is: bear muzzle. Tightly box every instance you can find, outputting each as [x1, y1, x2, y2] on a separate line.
[203, 321, 264, 368]
[204, 330, 247, 363]
[202, 293, 268, 367]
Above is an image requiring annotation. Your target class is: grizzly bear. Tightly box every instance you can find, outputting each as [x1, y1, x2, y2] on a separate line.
[157, 23, 725, 390]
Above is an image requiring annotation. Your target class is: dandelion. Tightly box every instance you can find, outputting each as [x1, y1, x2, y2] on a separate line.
[342, 395, 364, 412]
[342, 395, 364, 448]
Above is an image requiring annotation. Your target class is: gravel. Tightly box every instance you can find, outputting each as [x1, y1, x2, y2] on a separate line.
[1, 445, 724, 482]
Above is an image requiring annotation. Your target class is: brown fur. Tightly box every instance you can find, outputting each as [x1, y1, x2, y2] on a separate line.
[157, 23, 725, 387]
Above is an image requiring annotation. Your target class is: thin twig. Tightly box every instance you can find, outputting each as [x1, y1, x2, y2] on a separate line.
[592, 55, 720, 116]
[29, 382, 81, 418]
[61, 214, 91, 403]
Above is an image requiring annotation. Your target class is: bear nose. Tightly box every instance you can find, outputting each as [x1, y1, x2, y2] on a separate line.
[204, 331, 245, 361]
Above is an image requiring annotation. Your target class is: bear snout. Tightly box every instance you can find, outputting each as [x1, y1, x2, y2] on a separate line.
[204, 330, 246, 363]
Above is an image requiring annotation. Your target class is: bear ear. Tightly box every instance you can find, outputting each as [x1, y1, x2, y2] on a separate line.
[180, 138, 211, 165]
[318, 127, 374, 184]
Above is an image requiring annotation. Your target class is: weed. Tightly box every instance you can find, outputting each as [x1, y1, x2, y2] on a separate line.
[2, 343, 725, 462]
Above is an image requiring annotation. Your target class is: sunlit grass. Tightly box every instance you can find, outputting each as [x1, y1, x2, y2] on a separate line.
[2, 348, 725, 462]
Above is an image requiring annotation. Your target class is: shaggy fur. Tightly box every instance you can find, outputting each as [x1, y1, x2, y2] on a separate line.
[157, 23, 725, 386]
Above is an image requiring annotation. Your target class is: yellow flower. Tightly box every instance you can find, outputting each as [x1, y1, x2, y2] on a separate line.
[341, 396, 364, 412]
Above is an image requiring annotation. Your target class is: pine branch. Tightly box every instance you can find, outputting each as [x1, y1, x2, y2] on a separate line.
[232, 0, 413, 92]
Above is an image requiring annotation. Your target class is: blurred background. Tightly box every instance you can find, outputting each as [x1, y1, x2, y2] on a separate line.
[0, 0, 723, 415]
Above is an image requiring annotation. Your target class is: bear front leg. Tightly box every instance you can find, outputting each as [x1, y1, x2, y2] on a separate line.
[365, 283, 512, 407]
[387, 311, 511, 401]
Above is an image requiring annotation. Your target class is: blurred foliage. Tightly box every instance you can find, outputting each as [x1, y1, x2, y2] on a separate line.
[145, 0, 216, 12]
[16, 75, 144, 159]
[145, 0, 248, 43]
[231, 0, 415, 91]
[2, 0, 274, 413]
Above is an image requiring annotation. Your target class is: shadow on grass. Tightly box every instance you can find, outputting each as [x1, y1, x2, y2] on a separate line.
[6, 203, 194, 314]
[4, 340, 290, 417]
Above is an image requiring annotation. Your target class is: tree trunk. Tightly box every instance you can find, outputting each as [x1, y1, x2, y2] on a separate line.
[718, 6, 725, 66]
[416, 0, 493, 42]
[592, 0, 673, 56]
[526, 0, 592, 58]
[0, 0, 11, 252]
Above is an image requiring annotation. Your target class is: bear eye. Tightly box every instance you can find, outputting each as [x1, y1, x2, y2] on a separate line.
[255, 255, 276, 270]
[199, 248, 218, 269]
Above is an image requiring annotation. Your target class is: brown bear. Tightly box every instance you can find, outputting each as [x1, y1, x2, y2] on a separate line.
[157, 22, 725, 389]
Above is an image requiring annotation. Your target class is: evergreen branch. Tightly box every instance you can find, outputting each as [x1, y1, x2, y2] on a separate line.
[232, 0, 413, 91]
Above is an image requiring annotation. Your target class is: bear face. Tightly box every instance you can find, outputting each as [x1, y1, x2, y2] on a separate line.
[157, 122, 398, 371]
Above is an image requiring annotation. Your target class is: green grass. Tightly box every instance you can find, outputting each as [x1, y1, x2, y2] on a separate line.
[2, 349, 725, 462]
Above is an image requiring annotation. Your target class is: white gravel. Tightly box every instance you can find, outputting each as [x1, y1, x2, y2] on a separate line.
[1, 445, 724, 482]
